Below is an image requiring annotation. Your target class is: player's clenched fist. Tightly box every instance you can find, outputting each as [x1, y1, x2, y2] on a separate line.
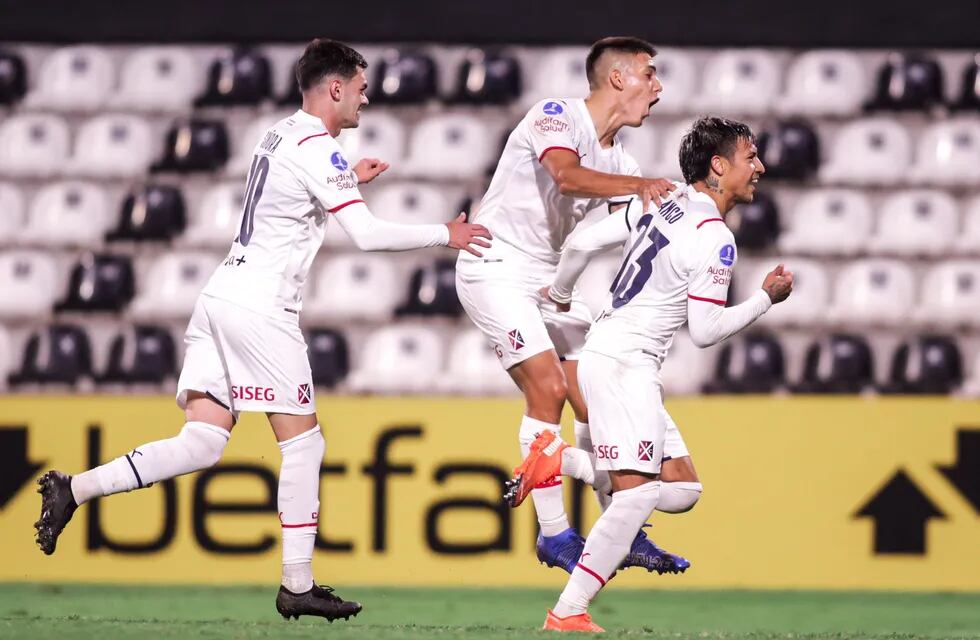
[445, 212, 493, 257]
[762, 263, 793, 304]
[635, 177, 676, 210]
[353, 157, 389, 184]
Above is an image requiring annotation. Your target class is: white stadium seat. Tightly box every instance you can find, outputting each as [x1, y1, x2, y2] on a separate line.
[696, 49, 781, 115]
[0, 251, 59, 319]
[649, 48, 698, 116]
[651, 118, 696, 180]
[524, 47, 590, 106]
[959, 350, 980, 398]
[226, 112, 289, 177]
[437, 328, 516, 395]
[183, 183, 243, 249]
[371, 182, 453, 225]
[953, 195, 980, 256]
[130, 253, 217, 320]
[348, 325, 445, 394]
[0, 183, 26, 246]
[776, 50, 867, 116]
[820, 118, 912, 185]
[0, 114, 71, 178]
[659, 329, 714, 395]
[336, 111, 406, 170]
[304, 254, 402, 322]
[908, 119, 980, 187]
[913, 260, 980, 328]
[615, 124, 657, 177]
[870, 190, 957, 257]
[67, 114, 156, 178]
[112, 47, 202, 112]
[21, 181, 110, 248]
[25, 46, 114, 111]
[779, 189, 873, 257]
[828, 259, 915, 326]
[406, 114, 494, 179]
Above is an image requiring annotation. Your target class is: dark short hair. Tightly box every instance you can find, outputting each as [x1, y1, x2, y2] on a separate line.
[679, 116, 755, 184]
[296, 38, 368, 92]
[585, 37, 657, 89]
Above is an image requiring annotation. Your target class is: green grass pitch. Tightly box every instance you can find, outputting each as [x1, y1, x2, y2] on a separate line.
[1, 584, 978, 639]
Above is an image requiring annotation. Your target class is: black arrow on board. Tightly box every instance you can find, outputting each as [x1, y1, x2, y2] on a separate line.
[0, 426, 46, 510]
[854, 469, 945, 554]
[936, 429, 980, 514]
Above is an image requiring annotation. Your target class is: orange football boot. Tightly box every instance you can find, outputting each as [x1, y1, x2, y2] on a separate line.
[503, 430, 568, 507]
[542, 610, 605, 632]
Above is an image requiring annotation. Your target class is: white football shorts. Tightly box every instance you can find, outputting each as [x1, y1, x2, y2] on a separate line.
[176, 294, 315, 419]
[577, 349, 689, 474]
[455, 254, 593, 370]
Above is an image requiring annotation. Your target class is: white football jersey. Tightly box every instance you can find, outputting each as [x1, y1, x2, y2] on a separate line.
[201, 109, 363, 319]
[585, 185, 737, 365]
[472, 98, 641, 266]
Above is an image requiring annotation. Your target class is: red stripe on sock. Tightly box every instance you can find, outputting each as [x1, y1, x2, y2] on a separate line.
[534, 476, 563, 489]
[576, 562, 607, 586]
[281, 522, 318, 528]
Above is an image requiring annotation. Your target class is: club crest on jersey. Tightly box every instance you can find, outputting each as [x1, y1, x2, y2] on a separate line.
[297, 383, 312, 405]
[637, 440, 655, 462]
[719, 244, 736, 267]
[330, 151, 349, 172]
[542, 101, 564, 115]
[507, 329, 525, 350]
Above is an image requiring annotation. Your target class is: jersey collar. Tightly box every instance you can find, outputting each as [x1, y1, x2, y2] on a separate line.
[292, 109, 329, 131]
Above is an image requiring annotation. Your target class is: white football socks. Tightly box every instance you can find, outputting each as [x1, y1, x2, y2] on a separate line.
[278, 425, 325, 594]
[69, 421, 230, 505]
[573, 419, 612, 511]
[553, 481, 661, 617]
[657, 481, 703, 513]
[519, 415, 569, 537]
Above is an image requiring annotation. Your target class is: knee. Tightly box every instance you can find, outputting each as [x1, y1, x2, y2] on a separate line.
[527, 374, 568, 408]
[181, 421, 230, 469]
[656, 481, 702, 514]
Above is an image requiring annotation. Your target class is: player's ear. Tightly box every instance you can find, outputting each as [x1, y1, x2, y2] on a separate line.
[328, 78, 343, 102]
[710, 154, 727, 177]
[609, 66, 624, 91]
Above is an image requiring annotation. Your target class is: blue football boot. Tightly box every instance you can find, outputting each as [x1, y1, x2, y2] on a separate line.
[536, 528, 586, 574]
[621, 526, 690, 574]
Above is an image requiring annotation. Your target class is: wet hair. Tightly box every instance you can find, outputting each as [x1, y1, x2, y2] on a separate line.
[296, 38, 368, 92]
[585, 36, 656, 89]
[679, 116, 755, 184]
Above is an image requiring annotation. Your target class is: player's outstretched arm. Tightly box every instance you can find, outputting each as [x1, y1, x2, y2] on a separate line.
[544, 205, 632, 311]
[333, 203, 491, 254]
[541, 149, 674, 211]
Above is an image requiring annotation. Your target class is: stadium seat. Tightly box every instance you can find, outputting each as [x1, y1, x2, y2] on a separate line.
[614, 124, 658, 177]
[576, 252, 621, 315]
[0, 183, 26, 246]
[728, 191, 779, 250]
[866, 53, 945, 112]
[792, 334, 875, 394]
[24, 45, 113, 111]
[130, 253, 217, 319]
[908, 119, 980, 186]
[153, 119, 230, 172]
[659, 329, 715, 396]
[371, 183, 454, 225]
[828, 259, 915, 326]
[756, 120, 820, 180]
[306, 328, 350, 389]
[869, 190, 957, 257]
[524, 47, 589, 106]
[0, 251, 59, 319]
[648, 48, 697, 116]
[348, 325, 445, 394]
[99, 325, 177, 384]
[0, 324, 10, 391]
[369, 49, 438, 105]
[107, 184, 187, 243]
[0, 113, 71, 178]
[952, 53, 980, 110]
[196, 48, 272, 106]
[452, 48, 521, 105]
[112, 46, 202, 112]
[406, 114, 494, 179]
[913, 260, 980, 328]
[336, 111, 407, 169]
[278, 60, 303, 106]
[741, 258, 830, 327]
[961, 350, 980, 397]
[304, 254, 402, 322]
[67, 114, 156, 178]
[0, 50, 27, 105]
[776, 50, 867, 116]
[396, 259, 462, 317]
[819, 118, 912, 185]
[56, 253, 135, 312]
[882, 335, 963, 394]
[22, 181, 110, 248]
[953, 195, 980, 255]
[703, 333, 785, 394]
[226, 112, 288, 176]
[184, 183, 243, 249]
[437, 328, 515, 395]
[652, 118, 696, 179]
[696, 49, 781, 115]
[779, 189, 873, 257]
[9, 324, 93, 386]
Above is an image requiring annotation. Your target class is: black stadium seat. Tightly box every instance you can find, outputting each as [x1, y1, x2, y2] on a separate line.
[196, 48, 272, 107]
[369, 50, 438, 105]
[9, 324, 92, 385]
[278, 61, 303, 106]
[756, 120, 820, 180]
[882, 335, 963, 394]
[793, 334, 875, 394]
[452, 49, 522, 105]
[396, 259, 462, 317]
[866, 53, 945, 111]
[99, 325, 177, 384]
[729, 190, 779, 251]
[107, 185, 187, 242]
[55, 254, 135, 312]
[153, 119, 229, 172]
[953, 53, 980, 111]
[307, 328, 350, 388]
[0, 50, 27, 105]
[704, 333, 785, 394]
